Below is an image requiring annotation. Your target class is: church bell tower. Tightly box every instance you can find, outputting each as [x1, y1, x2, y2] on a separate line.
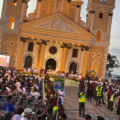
[0, 0, 29, 67]
[86, 0, 115, 80]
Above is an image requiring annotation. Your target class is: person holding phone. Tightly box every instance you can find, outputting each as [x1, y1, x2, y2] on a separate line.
[78, 90, 86, 117]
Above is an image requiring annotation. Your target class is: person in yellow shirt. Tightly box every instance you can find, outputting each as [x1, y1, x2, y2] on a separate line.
[78, 90, 86, 117]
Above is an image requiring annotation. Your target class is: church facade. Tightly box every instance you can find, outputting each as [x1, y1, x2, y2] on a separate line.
[0, 0, 115, 79]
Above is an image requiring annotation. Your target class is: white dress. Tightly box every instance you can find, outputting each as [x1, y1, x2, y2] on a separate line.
[58, 90, 65, 105]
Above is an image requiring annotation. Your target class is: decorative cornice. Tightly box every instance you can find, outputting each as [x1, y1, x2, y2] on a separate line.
[61, 43, 72, 49]
[80, 45, 90, 51]
[20, 37, 28, 43]
[41, 39, 47, 45]
[68, 0, 71, 3]
[81, 48, 84, 51]
[85, 46, 90, 51]
[77, 5, 80, 8]
[109, 13, 113, 16]
[36, 42, 40, 45]
[92, 10, 95, 14]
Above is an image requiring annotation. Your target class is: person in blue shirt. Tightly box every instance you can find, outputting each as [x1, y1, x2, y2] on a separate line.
[2, 96, 15, 113]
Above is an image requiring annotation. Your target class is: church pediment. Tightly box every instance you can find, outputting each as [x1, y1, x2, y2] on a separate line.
[19, 12, 95, 44]
[33, 18, 79, 33]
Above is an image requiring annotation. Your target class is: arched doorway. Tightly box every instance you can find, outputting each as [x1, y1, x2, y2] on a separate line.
[24, 56, 32, 68]
[45, 58, 56, 70]
[69, 62, 77, 74]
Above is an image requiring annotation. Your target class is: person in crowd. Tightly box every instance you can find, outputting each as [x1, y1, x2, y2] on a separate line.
[117, 94, 120, 115]
[78, 90, 86, 117]
[12, 107, 24, 120]
[31, 87, 40, 97]
[4, 113, 12, 120]
[96, 86, 102, 106]
[96, 116, 105, 120]
[20, 108, 35, 120]
[87, 85, 93, 101]
[37, 106, 50, 120]
[2, 96, 15, 113]
[107, 86, 113, 109]
[110, 91, 115, 111]
[84, 114, 91, 120]
[58, 112, 67, 120]
[58, 90, 65, 105]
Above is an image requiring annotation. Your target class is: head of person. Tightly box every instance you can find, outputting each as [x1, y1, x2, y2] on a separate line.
[7, 96, 13, 103]
[58, 112, 67, 120]
[4, 113, 12, 120]
[16, 107, 24, 115]
[96, 116, 105, 120]
[22, 108, 35, 120]
[84, 114, 91, 120]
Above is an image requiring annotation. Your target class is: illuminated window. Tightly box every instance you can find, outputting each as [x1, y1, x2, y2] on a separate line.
[9, 17, 15, 29]
[92, 64, 98, 73]
[13, 0, 17, 6]
[99, 10, 104, 18]
[96, 30, 101, 42]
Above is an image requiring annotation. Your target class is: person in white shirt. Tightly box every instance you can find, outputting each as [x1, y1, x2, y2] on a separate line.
[12, 107, 24, 120]
[32, 83, 39, 91]
[20, 108, 35, 120]
[31, 88, 40, 97]
[58, 90, 65, 105]
[15, 80, 21, 88]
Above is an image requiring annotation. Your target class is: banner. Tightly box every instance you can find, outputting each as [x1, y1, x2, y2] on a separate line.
[0, 55, 10, 67]
[53, 75, 65, 90]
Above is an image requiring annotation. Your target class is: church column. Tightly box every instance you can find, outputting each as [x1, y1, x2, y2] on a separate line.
[16, 37, 26, 70]
[60, 43, 68, 72]
[66, 0, 71, 17]
[90, 11, 95, 31]
[36, 0, 42, 18]
[22, 0, 28, 18]
[38, 40, 47, 68]
[79, 48, 85, 74]
[106, 13, 113, 41]
[20, 1, 26, 21]
[75, 5, 80, 24]
[34, 42, 40, 68]
[47, 0, 52, 15]
[82, 46, 89, 77]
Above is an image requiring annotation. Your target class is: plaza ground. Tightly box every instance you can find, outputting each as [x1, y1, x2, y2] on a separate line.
[64, 86, 119, 120]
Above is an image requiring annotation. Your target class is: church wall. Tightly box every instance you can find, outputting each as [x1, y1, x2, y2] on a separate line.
[93, 11, 109, 32]
[86, 46, 107, 79]
[0, 32, 20, 68]
[43, 42, 63, 71]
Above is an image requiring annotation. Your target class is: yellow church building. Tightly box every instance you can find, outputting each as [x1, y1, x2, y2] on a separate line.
[0, 0, 115, 79]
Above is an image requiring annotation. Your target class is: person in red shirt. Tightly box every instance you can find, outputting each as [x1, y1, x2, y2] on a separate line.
[117, 95, 120, 115]
[107, 87, 113, 109]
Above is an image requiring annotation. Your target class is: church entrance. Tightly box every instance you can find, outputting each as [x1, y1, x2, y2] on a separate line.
[24, 56, 32, 68]
[45, 58, 56, 70]
[69, 62, 77, 74]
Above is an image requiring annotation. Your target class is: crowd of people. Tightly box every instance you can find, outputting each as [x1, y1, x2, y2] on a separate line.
[0, 67, 120, 120]
[0, 68, 67, 120]
[78, 78, 120, 119]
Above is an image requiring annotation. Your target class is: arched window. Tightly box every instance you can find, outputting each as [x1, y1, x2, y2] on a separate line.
[96, 30, 101, 42]
[99, 10, 104, 18]
[92, 63, 98, 73]
[9, 17, 15, 29]
[12, 0, 17, 6]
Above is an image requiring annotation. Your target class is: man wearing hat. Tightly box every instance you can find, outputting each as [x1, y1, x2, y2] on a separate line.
[84, 114, 91, 120]
[20, 108, 35, 120]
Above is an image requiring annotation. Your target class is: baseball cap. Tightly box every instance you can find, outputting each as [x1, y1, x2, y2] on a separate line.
[22, 108, 35, 115]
